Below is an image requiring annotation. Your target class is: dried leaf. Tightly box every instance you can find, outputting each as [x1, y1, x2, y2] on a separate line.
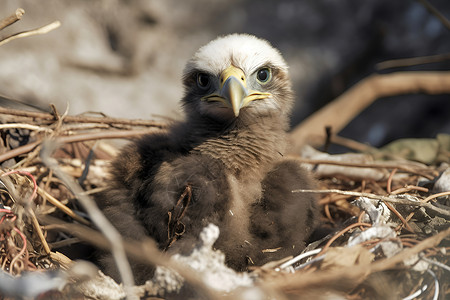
[321, 245, 374, 271]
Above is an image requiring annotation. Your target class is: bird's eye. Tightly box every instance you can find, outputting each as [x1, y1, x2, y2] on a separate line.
[197, 73, 211, 90]
[256, 68, 271, 84]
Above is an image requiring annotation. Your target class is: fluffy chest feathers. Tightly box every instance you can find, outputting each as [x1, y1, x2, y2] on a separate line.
[190, 116, 288, 180]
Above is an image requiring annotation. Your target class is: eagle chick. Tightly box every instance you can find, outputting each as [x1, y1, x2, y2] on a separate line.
[97, 34, 319, 284]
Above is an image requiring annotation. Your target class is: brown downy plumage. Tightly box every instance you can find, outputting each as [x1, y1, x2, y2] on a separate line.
[97, 34, 319, 284]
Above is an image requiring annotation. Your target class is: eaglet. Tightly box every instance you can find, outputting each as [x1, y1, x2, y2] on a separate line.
[97, 33, 319, 284]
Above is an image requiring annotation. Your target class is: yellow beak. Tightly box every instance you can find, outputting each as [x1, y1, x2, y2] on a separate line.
[202, 66, 271, 117]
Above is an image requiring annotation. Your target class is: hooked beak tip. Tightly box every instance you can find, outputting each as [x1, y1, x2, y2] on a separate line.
[221, 76, 247, 118]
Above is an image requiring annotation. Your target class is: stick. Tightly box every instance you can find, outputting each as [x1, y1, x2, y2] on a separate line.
[0, 8, 25, 31]
[0, 128, 159, 163]
[37, 187, 90, 226]
[376, 53, 450, 70]
[293, 189, 450, 218]
[289, 71, 450, 150]
[0, 21, 61, 47]
[417, 0, 450, 31]
[291, 157, 436, 179]
[28, 208, 51, 254]
[0, 106, 167, 127]
[0, 123, 53, 132]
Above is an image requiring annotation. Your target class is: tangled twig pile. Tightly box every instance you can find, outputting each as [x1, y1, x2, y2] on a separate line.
[0, 103, 449, 299]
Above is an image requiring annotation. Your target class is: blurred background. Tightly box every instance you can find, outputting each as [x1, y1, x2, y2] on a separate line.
[0, 0, 449, 148]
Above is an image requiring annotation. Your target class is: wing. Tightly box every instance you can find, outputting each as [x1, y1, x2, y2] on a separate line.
[95, 130, 183, 283]
[97, 131, 183, 235]
[96, 130, 234, 283]
[249, 159, 319, 266]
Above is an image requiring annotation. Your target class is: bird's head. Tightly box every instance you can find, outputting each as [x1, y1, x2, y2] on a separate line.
[181, 34, 294, 123]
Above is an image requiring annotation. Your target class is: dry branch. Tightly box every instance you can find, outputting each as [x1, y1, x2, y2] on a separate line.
[289, 71, 450, 151]
[293, 188, 450, 218]
[37, 187, 91, 226]
[376, 53, 450, 70]
[292, 156, 436, 179]
[0, 128, 159, 163]
[0, 8, 25, 31]
[417, 0, 450, 31]
[0, 21, 61, 47]
[0, 106, 167, 127]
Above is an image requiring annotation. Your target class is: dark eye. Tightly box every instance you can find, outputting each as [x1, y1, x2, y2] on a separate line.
[197, 73, 211, 90]
[256, 68, 271, 83]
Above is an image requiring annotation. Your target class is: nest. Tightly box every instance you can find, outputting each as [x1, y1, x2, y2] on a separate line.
[0, 6, 449, 300]
[0, 105, 448, 300]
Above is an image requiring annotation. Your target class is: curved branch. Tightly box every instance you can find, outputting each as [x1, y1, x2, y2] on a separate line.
[0, 21, 60, 47]
[289, 71, 450, 151]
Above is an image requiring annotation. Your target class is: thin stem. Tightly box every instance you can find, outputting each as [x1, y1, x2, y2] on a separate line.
[0, 8, 25, 31]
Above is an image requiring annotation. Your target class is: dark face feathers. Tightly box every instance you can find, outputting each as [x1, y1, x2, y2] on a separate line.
[96, 33, 319, 284]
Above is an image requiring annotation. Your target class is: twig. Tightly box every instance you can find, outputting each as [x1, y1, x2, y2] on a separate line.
[422, 191, 450, 203]
[319, 222, 372, 254]
[0, 128, 159, 163]
[319, 194, 350, 205]
[0, 106, 168, 127]
[383, 168, 416, 232]
[386, 168, 397, 194]
[391, 185, 429, 195]
[48, 237, 81, 249]
[382, 201, 414, 233]
[41, 169, 54, 206]
[417, 0, 450, 31]
[329, 135, 377, 153]
[0, 21, 61, 47]
[57, 129, 160, 144]
[376, 53, 450, 70]
[40, 141, 136, 299]
[0, 123, 53, 132]
[0, 140, 37, 162]
[0, 8, 25, 31]
[292, 189, 450, 218]
[36, 187, 90, 226]
[289, 71, 450, 150]
[357, 211, 366, 230]
[293, 157, 436, 180]
[28, 209, 50, 254]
